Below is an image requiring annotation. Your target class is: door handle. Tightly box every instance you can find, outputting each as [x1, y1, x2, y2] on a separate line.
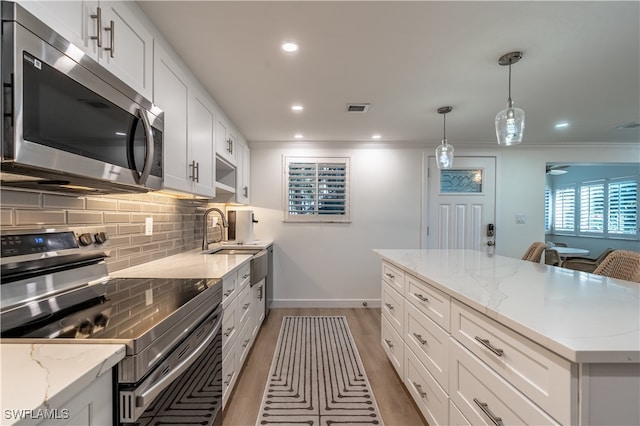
[104, 20, 115, 58]
[487, 240, 495, 246]
[135, 108, 154, 185]
[90, 7, 102, 47]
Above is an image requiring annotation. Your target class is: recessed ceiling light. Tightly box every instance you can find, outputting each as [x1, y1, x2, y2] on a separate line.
[294, 133, 304, 139]
[555, 122, 570, 128]
[371, 134, 381, 139]
[291, 105, 304, 112]
[281, 42, 299, 53]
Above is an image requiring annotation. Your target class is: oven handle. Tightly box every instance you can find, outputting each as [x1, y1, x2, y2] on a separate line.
[135, 312, 222, 410]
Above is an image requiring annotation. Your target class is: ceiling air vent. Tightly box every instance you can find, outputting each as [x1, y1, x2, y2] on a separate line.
[346, 103, 370, 113]
[616, 122, 640, 129]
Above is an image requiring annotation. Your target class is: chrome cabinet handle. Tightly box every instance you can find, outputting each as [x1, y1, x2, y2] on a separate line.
[413, 333, 427, 346]
[258, 286, 263, 301]
[243, 303, 250, 310]
[242, 338, 250, 348]
[243, 186, 249, 198]
[473, 398, 503, 426]
[242, 273, 250, 279]
[90, 7, 102, 47]
[384, 302, 394, 310]
[475, 336, 504, 357]
[104, 20, 115, 58]
[224, 371, 235, 387]
[223, 289, 234, 297]
[384, 272, 395, 279]
[384, 339, 393, 348]
[414, 293, 428, 302]
[223, 326, 234, 337]
[412, 382, 427, 398]
[194, 161, 200, 182]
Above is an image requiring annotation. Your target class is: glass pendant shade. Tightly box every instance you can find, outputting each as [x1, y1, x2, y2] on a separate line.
[495, 100, 525, 145]
[435, 139, 454, 169]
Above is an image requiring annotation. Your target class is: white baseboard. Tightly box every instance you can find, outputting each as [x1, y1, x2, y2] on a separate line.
[270, 299, 381, 309]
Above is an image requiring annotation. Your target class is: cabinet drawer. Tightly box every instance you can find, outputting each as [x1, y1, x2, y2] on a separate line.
[222, 345, 237, 408]
[451, 300, 573, 425]
[222, 302, 238, 358]
[405, 344, 449, 426]
[449, 339, 559, 426]
[236, 284, 252, 331]
[405, 302, 449, 392]
[406, 274, 450, 332]
[381, 314, 403, 379]
[382, 261, 405, 294]
[236, 319, 253, 369]
[222, 273, 238, 308]
[238, 262, 251, 290]
[382, 282, 404, 335]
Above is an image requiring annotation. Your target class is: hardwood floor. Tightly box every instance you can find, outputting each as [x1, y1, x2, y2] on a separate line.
[222, 308, 426, 425]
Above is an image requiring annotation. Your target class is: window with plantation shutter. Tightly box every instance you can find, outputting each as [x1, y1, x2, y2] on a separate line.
[284, 157, 350, 222]
[545, 186, 552, 233]
[608, 179, 638, 236]
[579, 181, 605, 233]
[554, 186, 575, 233]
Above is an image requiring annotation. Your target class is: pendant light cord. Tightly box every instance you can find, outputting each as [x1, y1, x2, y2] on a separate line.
[508, 63, 513, 103]
[443, 112, 447, 141]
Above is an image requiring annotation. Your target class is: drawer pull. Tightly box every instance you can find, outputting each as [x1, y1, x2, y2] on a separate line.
[224, 326, 234, 337]
[384, 302, 394, 310]
[473, 398, 504, 426]
[474, 336, 504, 357]
[413, 293, 428, 302]
[224, 289, 234, 297]
[385, 272, 395, 279]
[384, 339, 394, 348]
[412, 381, 427, 399]
[243, 303, 250, 310]
[412, 333, 427, 346]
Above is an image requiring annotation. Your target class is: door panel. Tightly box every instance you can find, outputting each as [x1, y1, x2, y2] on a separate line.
[426, 157, 496, 251]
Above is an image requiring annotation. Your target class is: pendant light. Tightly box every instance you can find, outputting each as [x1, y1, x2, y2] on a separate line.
[495, 51, 525, 146]
[435, 106, 454, 169]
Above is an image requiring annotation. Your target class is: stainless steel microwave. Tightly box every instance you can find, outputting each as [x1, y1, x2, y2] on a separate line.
[1, 2, 163, 194]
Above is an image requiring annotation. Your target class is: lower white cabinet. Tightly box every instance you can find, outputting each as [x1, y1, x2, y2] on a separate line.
[405, 345, 449, 426]
[221, 261, 265, 408]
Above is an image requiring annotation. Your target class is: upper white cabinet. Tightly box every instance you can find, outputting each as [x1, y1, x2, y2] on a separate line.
[236, 137, 251, 204]
[216, 118, 238, 166]
[18, 1, 153, 100]
[154, 42, 216, 198]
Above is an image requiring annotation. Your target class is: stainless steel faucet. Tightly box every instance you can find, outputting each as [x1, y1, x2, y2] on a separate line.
[202, 207, 229, 250]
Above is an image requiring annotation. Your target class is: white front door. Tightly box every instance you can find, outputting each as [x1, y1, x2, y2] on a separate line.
[425, 156, 496, 251]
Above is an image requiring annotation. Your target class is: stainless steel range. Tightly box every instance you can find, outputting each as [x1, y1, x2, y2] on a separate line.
[1, 227, 223, 425]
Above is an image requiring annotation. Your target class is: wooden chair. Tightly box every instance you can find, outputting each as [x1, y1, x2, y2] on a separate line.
[522, 242, 547, 263]
[544, 249, 561, 266]
[592, 250, 640, 283]
[563, 248, 615, 273]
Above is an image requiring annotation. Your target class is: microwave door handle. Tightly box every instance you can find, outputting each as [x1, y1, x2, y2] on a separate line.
[136, 108, 154, 185]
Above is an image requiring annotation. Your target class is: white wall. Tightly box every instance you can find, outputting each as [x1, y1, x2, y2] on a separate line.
[248, 142, 639, 307]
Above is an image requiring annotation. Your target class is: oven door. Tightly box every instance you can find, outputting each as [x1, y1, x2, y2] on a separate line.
[119, 305, 223, 426]
[2, 14, 163, 193]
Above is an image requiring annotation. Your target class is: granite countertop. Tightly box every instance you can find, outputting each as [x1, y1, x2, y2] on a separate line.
[110, 248, 253, 279]
[375, 249, 640, 364]
[0, 343, 125, 425]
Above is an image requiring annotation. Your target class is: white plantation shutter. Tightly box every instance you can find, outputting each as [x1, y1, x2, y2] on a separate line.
[579, 181, 605, 233]
[545, 186, 552, 233]
[608, 179, 638, 236]
[285, 157, 350, 222]
[554, 186, 575, 232]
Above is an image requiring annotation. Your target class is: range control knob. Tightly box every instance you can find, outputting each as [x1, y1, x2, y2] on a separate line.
[94, 232, 108, 244]
[78, 233, 94, 246]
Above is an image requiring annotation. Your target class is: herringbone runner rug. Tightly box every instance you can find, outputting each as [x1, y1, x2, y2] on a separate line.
[256, 316, 383, 425]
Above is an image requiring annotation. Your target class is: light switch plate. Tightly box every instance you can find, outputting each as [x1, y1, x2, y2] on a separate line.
[516, 213, 526, 224]
[145, 217, 153, 236]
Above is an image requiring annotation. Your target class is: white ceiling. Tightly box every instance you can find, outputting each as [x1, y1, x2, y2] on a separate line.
[138, 1, 640, 147]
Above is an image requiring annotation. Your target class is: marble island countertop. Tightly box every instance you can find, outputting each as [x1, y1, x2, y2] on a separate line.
[375, 249, 640, 364]
[0, 343, 125, 425]
[110, 248, 253, 279]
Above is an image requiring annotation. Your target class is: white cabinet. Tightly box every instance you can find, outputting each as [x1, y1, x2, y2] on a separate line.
[215, 117, 237, 166]
[18, 1, 153, 100]
[236, 138, 251, 204]
[153, 42, 216, 198]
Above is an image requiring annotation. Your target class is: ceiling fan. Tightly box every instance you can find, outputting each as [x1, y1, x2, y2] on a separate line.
[546, 164, 570, 175]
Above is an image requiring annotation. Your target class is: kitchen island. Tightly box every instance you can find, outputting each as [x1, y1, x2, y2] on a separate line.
[0, 343, 125, 425]
[375, 249, 639, 426]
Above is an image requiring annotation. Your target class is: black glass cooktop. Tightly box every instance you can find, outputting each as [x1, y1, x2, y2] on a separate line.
[2, 277, 221, 340]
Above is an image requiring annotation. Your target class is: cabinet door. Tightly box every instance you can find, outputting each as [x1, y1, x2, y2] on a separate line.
[215, 118, 237, 165]
[189, 92, 216, 197]
[17, 0, 100, 60]
[154, 43, 191, 193]
[236, 139, 250, 204]
[99, 1, 153, 99]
